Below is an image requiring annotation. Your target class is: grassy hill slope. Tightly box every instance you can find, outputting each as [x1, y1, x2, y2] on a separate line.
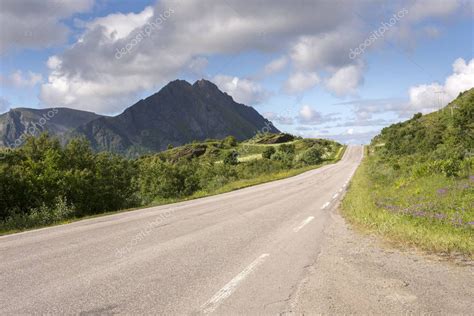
[343, 89, 473, 258]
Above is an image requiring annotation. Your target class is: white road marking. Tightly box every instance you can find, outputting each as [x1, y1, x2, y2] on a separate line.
[332, 193, 339, 200]
[201, 254, 270, 314]
[293, 216, 315, 232]
[321, 202, 330, 210]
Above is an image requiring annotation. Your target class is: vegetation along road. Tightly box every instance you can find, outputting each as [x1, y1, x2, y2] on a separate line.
[1, 146, 472, 314]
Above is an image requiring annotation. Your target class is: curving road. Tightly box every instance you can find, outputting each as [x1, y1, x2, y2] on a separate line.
[4, 146, 470, 315]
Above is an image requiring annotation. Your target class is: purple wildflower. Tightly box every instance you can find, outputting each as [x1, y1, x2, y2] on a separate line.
[434, 213, 446, 220]
[436, 188, 448, 196]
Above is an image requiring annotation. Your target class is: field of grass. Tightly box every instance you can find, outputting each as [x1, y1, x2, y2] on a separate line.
[342, 153, 474, 258]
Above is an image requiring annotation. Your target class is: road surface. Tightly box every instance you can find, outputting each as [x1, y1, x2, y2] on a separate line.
[1, 146, 472, 314]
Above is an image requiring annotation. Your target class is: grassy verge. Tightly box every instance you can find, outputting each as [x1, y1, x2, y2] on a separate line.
[0, 150, 345, 236]
[342, 155, 474, 258]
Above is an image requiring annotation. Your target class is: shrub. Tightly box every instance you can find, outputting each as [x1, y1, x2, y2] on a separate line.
[262, 146, 275, 159]
[222, 136, 238, 148]
[223, 150, 239, 165]
[279, 143, 295, 155]
[300, 146, 323, 165]
[271, 150, 294, 167]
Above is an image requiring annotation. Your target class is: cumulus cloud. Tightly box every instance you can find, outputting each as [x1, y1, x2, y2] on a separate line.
[37, 0, 468, 113]
[408, 57, 474, 113]
[83, 6, 154, 41]
[405, 0, 463, 22]
[0, 0, 94, 54]
[1, 70, 43, 87]
[263, 112, 294, 125]
[284, 72, 320, 94]
[263, 56, 288, 75]
[298, 105, 339, 125]
[325, 62, 364, 96]
[39, 0, 367, 112]
[213, 75, 269, 105]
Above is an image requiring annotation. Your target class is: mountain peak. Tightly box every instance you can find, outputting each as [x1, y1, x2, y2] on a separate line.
[193, 79, 218, 89]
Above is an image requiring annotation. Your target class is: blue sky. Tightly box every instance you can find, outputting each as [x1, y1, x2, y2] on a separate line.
[1, 0, 473, 144]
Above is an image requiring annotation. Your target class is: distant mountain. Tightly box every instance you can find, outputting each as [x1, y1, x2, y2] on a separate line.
[74, 79, 279, 155]
[0, 108, 103, 147]
[1, 79, 279, 155]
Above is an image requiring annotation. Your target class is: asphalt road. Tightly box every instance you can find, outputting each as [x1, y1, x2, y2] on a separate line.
[5, 145, 469, 315]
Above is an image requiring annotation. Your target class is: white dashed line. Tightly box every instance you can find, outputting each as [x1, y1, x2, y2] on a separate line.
[293, 216, 315, 232]
[332, 193, 339, 200]
[201, 254, 270, 314]
[321, 202, 330, 209]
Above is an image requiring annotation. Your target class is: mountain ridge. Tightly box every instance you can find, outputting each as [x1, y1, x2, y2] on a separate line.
[0, 79, 279, 155]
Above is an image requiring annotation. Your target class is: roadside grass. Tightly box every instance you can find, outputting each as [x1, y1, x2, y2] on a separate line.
[0, 146, 346, 236]
[342, 157, 474, 258]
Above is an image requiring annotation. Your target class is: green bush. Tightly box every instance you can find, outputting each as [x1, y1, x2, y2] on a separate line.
[271, 150, 294, 167]
[222, 136, 238, 148]
[300, 145, 323, 165]
[223, 150, 239, 165]
[262, 146, 275, 159]
[137, 157, 200, 202]
[279, 143, 295, 155]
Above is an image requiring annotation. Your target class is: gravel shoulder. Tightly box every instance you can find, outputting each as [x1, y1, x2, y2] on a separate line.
[289, 205, 474, 314]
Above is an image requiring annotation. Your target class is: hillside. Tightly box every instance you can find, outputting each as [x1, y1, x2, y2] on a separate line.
[75, 79, 279, 155]
[0, 132, 342, 232]
[373, 88, 473, 160]
[0, 108, 102, 147]
[343, 88, 474, 257]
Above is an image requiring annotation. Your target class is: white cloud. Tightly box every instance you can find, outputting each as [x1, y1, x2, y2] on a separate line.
[284, 72, 320, 94]
[2, 70, 43, 87]
[0, 0, 94, 54]
[37, 0, 469, 113]
[263, 56, 288, 75]
[325, 62, 364, 96]
[290, 26, 364, 72]
[408, 57, 474, 113]
[0, 97, 11, 113]
[263, 112, 294, 125]
[405, 0, 463, 22]
[84, 6, 154, 41]
[213, 75, 269, 105]
[298, 105, 338, 125]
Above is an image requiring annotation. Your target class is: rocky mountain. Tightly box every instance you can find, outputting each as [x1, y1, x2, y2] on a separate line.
[1, 79, 279, 155]
[0, 108, 102, 147]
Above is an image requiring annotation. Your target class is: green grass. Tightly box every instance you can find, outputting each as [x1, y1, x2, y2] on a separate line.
[342, 155, 474, 258]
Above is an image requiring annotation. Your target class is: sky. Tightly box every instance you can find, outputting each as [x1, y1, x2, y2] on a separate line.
[0, 0, 473, 144]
